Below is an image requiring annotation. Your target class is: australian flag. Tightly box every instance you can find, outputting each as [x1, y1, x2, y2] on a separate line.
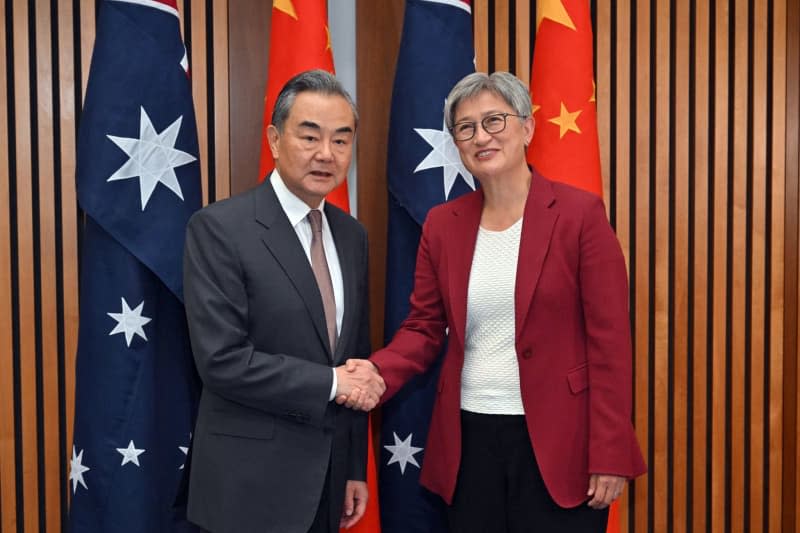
[69, 1, 201, 531]
[380, 1, 475, 531]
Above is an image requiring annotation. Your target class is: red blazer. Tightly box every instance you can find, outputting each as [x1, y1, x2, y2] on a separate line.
[371, 170, 646, 508]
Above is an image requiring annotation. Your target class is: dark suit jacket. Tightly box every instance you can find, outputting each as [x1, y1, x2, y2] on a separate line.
[183, 179, 370, 533]
[371, 170, 646, 508]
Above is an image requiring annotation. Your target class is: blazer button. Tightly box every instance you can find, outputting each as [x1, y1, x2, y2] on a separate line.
[522, 349, 532, 359]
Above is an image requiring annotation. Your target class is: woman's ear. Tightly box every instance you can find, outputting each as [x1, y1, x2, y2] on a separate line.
[523, 116, 535, 146]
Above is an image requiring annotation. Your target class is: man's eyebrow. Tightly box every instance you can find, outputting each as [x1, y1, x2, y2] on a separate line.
[297, 121, 353, 134]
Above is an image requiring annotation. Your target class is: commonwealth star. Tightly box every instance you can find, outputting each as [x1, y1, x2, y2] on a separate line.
[414, 114, 475, 200]
[107, 107, 196, 210]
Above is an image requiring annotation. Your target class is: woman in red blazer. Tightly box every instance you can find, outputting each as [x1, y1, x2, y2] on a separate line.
[348, 72, 646, 532]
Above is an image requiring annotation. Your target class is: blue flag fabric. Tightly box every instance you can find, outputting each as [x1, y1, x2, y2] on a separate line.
[69, 1, 201, 531]
[381, 1, 475, 531]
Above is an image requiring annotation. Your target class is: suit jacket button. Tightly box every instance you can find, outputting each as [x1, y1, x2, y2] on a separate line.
[522, 349, 532, 359]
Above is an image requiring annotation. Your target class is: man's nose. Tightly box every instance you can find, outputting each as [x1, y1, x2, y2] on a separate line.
[315, 141, 334, 160]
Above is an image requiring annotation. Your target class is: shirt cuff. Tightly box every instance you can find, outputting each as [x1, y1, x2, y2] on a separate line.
[329, 367, 338, 401]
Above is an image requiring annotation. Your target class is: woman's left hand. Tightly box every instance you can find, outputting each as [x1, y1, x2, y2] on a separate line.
[586, 474, 627, 509]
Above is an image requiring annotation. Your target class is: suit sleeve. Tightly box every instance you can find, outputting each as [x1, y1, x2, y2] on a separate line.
[579, 197, 646, 478]
[347, 229, 372, 481]
[183, 209, 332, 428]
[370, 214, 448, 401]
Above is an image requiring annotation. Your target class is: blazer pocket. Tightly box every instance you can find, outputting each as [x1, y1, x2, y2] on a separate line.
[567, 363, 589, 394]
[209, 410, 276, 440]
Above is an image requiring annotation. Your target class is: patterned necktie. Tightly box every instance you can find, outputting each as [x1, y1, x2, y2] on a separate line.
[307, 209, 337, 353]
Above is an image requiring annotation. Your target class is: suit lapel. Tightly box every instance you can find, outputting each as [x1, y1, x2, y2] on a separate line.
[326, 204, 358, 365]
[447, 191, 483, 349]
[254, 180, 332, 360]
[515, 171, 558, 341]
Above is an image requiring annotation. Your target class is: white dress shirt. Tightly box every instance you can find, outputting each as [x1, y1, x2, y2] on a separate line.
[271, 171, 344, 400]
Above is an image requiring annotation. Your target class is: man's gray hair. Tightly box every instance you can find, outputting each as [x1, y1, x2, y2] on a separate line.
[444, 71, 531, 130]
[271, 69, 359, 131]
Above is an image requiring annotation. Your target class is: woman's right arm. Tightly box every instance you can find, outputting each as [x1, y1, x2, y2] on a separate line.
[370, 216, 449, 401]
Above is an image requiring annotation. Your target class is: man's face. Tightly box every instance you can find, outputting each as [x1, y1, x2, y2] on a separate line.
[267, 92, 356, 208]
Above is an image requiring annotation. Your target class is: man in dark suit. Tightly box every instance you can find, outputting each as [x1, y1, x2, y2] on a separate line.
[183, 70, 385, 533]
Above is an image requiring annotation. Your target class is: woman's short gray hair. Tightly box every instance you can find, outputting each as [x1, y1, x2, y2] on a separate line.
[444, 71, 531, 130]
[271, 69, 359, 131]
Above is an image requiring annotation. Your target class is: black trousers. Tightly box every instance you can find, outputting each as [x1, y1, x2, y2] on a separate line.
[448, 410, 609, 533]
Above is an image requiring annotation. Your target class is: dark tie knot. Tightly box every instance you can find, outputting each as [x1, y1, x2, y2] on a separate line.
[308, 209, 323, 233]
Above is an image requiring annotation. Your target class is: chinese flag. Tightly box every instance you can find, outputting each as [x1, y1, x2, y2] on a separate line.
[526, 0, 601, 196]
[258, 0, 350, 211]
[527, 1, 619, 532]
[344, 416, 382, 533]
[259, 2, 378, 531]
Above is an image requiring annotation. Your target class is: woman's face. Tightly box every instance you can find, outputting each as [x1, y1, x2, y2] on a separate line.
[452, 90, 533, 181]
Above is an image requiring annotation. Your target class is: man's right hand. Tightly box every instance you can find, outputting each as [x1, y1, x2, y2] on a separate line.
[334, 359, 385, 411]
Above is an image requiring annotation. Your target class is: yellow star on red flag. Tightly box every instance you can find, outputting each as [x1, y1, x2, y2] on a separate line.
[274, 0, 298, 20]
[548, 102, 582, 138]
[527, 0, 603, 197]
[536, 0, 576, 31]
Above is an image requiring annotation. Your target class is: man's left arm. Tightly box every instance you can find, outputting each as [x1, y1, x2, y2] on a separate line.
[341, 230, 371, 528]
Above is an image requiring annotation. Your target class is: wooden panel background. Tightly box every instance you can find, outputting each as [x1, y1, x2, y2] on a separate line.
[0, 1, 231, 531]
[0, 0, 798, 531]
[360, 1, 800, 532]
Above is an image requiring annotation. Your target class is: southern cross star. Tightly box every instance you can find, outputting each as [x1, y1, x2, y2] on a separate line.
[384, 431, 423, 475]
[108, 297, 152, 347]
[70, 445, 90, 493]
[116, 440, 146, 467]
[179, 445, 189, 470]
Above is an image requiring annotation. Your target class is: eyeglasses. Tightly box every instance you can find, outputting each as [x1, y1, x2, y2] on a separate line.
[449, 112, 527, 141]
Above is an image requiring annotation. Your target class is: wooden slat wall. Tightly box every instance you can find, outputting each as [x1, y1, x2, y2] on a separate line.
[0, 4, 13, 532]
[366, 0, 797, 531]
[788, 0, 800, 529]
[1, 1, 799, 532]
[467, 1, 795, 532]
[0, 1, 229, 531]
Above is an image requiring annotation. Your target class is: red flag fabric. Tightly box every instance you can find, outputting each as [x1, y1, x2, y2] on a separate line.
[351, 416, 381, 533]
[258, 0, 350, 211]
[259, 2, 377, 530]
[527, 0, 602, 196]
[527, 1, 618, 532]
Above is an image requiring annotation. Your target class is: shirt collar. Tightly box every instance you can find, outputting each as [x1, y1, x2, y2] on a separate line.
[270, 170, 326, 228]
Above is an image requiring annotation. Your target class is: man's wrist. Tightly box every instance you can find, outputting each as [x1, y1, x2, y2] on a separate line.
[329, 367, 338, 401]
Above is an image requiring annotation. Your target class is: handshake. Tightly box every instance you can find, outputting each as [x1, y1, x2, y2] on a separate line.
[334, 359, 385, 411]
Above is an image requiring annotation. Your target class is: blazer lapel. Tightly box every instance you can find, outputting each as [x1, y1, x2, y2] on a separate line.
[515, 171, 558, 341]
[254, 180, 332, 360]
[326, 205, 358, 365]
[447, 191, 483, 350]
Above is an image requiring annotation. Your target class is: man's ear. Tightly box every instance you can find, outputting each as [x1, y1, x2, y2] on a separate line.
[266, 124, 280, 160]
